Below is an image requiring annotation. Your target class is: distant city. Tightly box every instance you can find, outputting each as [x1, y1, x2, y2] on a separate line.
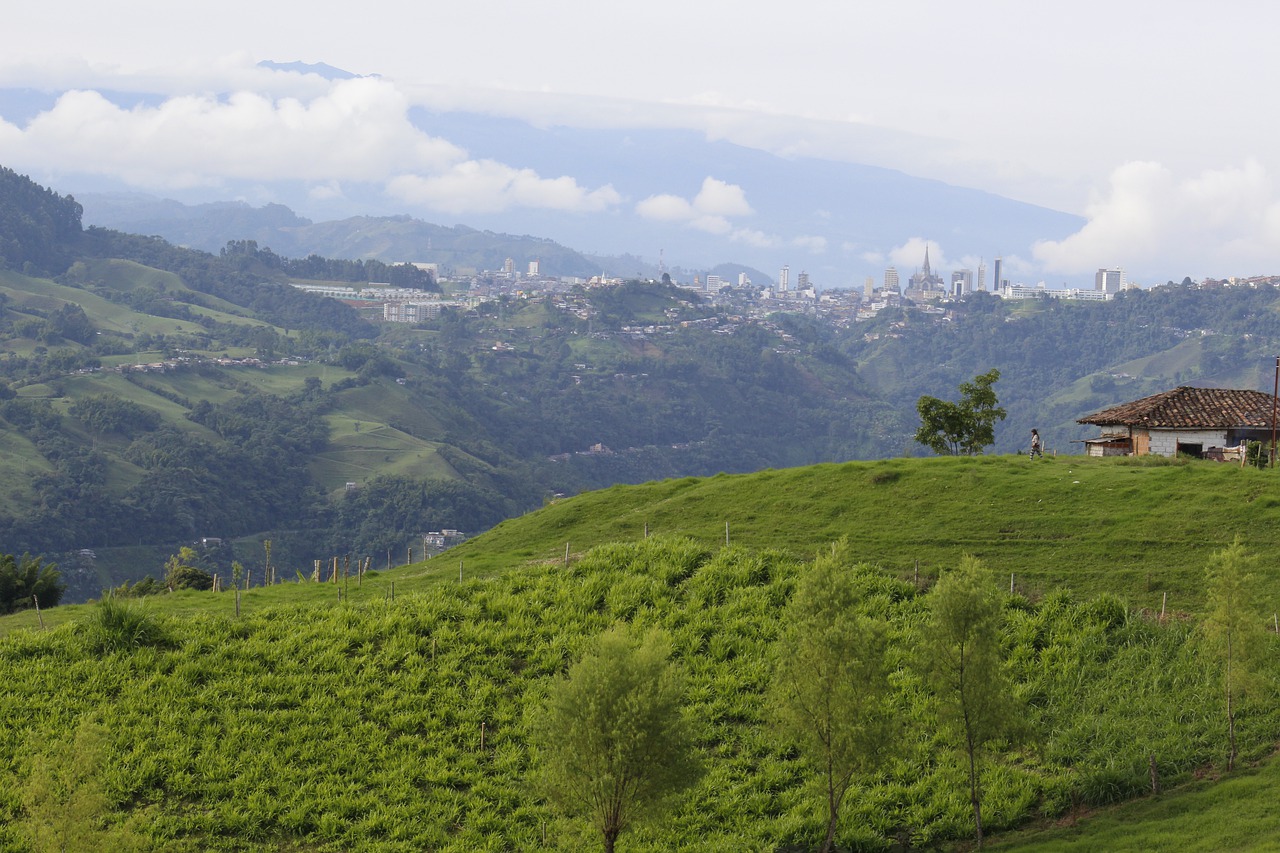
[292, 246, 1273, 329]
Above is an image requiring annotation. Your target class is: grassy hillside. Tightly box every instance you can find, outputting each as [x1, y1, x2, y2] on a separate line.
[441, 454, 1280, 614]
[3, 457, 1280, 851]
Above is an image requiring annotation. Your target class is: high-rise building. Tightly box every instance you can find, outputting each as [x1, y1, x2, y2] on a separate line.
[738, 272, 751, 286]
[976, 260, 987, 292]
[993, 257, 1004, 291]
[779, 265, 790, 292]
[864, 276, 875, 299]
[1095, 268, 1125, 292]
[884, 267, 900, 293]
[706, 274, 726, 293]
[952, 269, 973, 296]
[796, 271, 810, 291]
[503, 258, 515, 278]
[528, 259, 540, 277]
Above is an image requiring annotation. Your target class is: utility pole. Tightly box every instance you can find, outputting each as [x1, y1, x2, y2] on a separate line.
[1271, 356, 1278, 468]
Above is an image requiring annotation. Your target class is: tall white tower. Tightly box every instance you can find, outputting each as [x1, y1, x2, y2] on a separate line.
[779, 265, 790, 292]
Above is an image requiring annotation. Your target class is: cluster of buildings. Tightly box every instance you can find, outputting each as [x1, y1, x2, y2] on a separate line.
[291, 248, 1147, 329]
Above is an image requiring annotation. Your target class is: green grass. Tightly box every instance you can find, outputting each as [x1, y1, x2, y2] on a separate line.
[988, 755, 1280, 851]
[440, 455, 1280, 614]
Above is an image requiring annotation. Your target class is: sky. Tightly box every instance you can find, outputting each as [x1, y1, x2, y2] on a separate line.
[4, 0, 1280, 283]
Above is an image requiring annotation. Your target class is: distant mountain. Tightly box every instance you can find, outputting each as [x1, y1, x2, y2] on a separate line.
[3, 82, 1088, 285]
[401, 112, 1086, 284]
[76, 193, 777, 283]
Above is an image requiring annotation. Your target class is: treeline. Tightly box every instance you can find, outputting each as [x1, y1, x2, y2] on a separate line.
[0, 166, 83, 275]
[220, 239, 437, 290]
[79, 229, 376, 339]
[846, 285, 1280, 454]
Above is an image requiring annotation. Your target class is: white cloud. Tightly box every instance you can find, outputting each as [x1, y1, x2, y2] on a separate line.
[636, 176, 753, 231]
[0, 78, 460, 188]
[888, 237, 948, 271]
[791, 235, 827, 253]
[1033, 160, 1280, 279]
[635, 193, 695, 221]
[729, 228, 779, 248]
[0, 74, 620, 216]
[387, 161, 620, 215]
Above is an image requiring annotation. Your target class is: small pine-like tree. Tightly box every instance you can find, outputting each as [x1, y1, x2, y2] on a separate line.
[1203, 537, 1267, 771]
[922, 555, 1019, 847]
[770, 540, 897, 853]
[532, 624, 701, 853]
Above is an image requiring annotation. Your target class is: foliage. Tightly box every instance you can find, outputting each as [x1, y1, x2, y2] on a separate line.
[921, 555, 1020, 847]
[109, 576, 162, 598]
[0, 535, 1277, 850]
[0, 166, 82, 275]
[76, 595, 173, 655]
[20, 719, 148, 852]
[163, 547, 213, 591]
[915, 368, 1007, 456]
[532, 623, 702, 853]
[769, 539, 898, 852]
[1202, 537, 1268, 771]
[0, 553, 63, 614]
[70, 393, 162, 436]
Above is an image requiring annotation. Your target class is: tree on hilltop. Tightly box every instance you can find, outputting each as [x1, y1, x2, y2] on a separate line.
[914, 369, 1006, 456]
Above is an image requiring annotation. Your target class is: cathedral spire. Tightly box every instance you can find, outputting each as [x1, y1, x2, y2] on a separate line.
[922, 243, 932, 276]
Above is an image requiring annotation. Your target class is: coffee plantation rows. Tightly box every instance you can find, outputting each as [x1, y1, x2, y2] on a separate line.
[0, 535, 1274, 851]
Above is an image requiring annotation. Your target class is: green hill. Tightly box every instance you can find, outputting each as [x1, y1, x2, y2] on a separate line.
[3, 457, 1280, 851]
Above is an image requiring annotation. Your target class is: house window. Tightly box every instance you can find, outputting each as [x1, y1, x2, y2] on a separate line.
[1177, 442, 1203, 458]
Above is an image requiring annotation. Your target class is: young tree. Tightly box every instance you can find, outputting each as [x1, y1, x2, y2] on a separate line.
[769, 540, 897, 853]
[164, 546, 213, 591]
[1203, 537, 1267, 771]
[922, 555, 1018, 848]
[914, 369, 1007, 456]
[532, 624, 701, 853]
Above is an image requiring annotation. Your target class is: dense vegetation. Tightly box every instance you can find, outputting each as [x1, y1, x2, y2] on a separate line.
[0, 530, 1275, 851]
[2, 456, 1279, 850]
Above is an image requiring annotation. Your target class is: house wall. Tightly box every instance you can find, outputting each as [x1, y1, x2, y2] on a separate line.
[1147, 429, 1228, 457]
[1133, 430, 1150, 456]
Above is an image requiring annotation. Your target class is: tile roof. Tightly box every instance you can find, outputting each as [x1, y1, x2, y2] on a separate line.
[1078, 386, 1279, 429]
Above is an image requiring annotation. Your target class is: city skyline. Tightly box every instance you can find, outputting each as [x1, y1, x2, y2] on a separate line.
[5, 2, 1280, 284]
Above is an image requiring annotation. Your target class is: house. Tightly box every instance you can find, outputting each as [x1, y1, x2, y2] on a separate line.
[1077, 386, 1278, 458]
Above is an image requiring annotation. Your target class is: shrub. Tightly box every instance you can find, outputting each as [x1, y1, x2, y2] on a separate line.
[78, 596, 173, 654]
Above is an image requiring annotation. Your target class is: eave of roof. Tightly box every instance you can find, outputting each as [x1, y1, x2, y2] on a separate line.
[1078, 386, 1278, 429]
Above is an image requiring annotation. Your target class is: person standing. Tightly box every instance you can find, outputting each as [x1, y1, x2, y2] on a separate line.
[1029, 429, 1043, 459]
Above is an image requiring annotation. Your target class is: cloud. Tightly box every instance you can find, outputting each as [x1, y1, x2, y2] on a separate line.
[636, 176, 753, 233]
[0, 75, 620, 215]
[729, 228, 779, 248]
[888, 237, 949, 271]
[1033, 160, 1280, 279]
[387, 161, 621, 214]
[791, 235, 827, 252]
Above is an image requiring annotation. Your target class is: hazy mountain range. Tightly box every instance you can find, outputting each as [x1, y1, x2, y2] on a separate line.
[1, 69, 1086, 287]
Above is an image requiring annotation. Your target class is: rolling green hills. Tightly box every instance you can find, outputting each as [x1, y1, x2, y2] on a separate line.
[3, 456, 1280, 851]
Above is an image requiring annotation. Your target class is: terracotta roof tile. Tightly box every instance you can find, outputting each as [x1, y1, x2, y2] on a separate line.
[1078, 386, 1279, 428]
